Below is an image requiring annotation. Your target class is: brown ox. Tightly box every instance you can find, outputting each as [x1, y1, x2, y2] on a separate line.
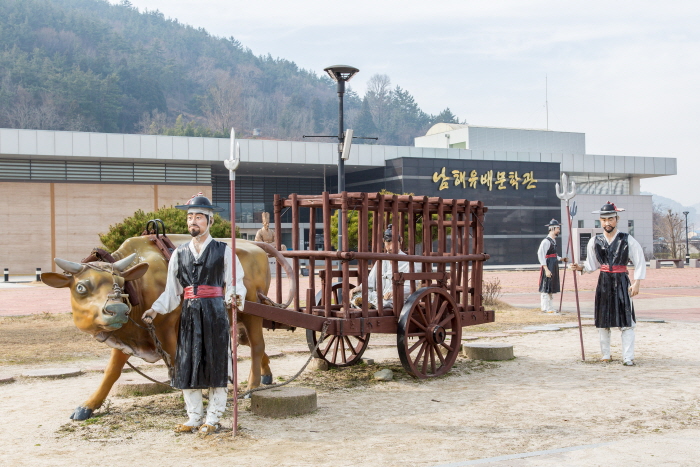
[42, 234, 277, 421]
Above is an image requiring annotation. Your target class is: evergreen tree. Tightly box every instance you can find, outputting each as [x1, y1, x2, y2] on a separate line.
[431, 107, 461, 125]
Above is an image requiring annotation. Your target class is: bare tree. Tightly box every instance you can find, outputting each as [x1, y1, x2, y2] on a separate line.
[136, 109, 168, 134]
[653, 204, 686, 258]
[202, 71, 243, 133]
[365, 74, 392, 132]
[4, 88, 66, 130]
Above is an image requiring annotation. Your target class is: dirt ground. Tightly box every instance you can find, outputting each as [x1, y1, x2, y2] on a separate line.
[1, 271, 700, 466]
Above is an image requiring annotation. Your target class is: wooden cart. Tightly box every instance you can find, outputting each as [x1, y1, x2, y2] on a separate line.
[244, 192, 494, 379]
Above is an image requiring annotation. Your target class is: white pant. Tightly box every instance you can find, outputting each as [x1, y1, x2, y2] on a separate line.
[182, 387, 228, 426]
[599, 322, 636, 363]
[540, 293, 557, 312]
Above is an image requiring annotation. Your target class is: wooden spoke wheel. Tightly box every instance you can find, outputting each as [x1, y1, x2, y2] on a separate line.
[397, 287, 462, 379]
[307, 282, 370, 367]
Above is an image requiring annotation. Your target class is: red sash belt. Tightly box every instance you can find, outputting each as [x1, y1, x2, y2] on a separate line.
[184, 285, 224, 299]
[601, 265, 628, 273]
[545, 254, 557, 258]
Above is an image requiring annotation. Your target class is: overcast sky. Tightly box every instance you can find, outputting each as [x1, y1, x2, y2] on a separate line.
[114, 0, 700, 206]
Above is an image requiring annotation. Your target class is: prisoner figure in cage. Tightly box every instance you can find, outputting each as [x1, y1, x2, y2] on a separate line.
[350, 224, 413, 309]
[254, 212, 286, 250]
[142, 193, 246, 434]
[538, 219, 567, 313]
[570, 202, 645, 366]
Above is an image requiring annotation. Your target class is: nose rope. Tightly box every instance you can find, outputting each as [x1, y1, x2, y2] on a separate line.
[85, 263, 132, 317]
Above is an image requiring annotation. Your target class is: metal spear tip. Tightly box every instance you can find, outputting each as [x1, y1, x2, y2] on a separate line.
[555, 172, 576, 201]
[225, 128, 240, 172]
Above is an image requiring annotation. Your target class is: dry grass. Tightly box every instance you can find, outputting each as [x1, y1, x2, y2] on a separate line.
[54, 357, 500, 439]
[0, 303, 569, 366]
[0, 313, 111, 365]
[466, 303, 577, 333]
[56, 392, 185, 439]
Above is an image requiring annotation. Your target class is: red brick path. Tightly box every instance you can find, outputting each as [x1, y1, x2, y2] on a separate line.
[2, 266, 699, 321]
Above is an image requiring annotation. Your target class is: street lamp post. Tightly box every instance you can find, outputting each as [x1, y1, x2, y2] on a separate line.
[683, 211, 690, 264]
[323, 65, 359, 249]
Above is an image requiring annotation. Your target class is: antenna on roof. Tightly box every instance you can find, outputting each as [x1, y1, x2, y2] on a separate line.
[545, 74, 549, 131]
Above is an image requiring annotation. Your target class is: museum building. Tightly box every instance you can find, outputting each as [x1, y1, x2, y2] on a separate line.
[0, 124, 676, 272]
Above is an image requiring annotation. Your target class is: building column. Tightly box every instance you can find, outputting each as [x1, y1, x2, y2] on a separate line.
[630, 177, 640, 195]
[50, 183, 56, 273]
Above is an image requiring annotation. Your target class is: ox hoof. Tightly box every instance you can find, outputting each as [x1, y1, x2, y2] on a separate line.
[70, 406, 94, 421]
[261, 374, 273, 385]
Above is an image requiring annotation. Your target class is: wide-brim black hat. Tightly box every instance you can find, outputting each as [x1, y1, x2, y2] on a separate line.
[175, 193, 223, 212]
[592, 201, 624, 218]
[545, 219, 561, 227]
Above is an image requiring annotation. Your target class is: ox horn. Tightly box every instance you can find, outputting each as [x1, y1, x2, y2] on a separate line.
[54, 258, 83, 274]
[112, 253, 137, 272]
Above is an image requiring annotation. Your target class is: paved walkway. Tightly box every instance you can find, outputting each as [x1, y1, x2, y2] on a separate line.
[2, 266, 699, 320]
[495, 267, 700, 322]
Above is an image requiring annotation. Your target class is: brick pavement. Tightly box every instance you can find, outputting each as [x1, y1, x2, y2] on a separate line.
[2, 267, 699, 321]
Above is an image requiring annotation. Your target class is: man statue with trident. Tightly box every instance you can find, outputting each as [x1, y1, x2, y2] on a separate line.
[571, 202, 646, 366]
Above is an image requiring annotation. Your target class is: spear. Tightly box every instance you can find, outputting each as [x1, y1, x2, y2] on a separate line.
[558, 201, 577, 313]
[556, 173, 585, 361]
[224, 128, 241, 436]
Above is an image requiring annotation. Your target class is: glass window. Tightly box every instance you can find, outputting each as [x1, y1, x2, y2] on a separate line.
[578, 220, 584, 228]
[594, 220, 601, 228]
[628, 220, 634, 236]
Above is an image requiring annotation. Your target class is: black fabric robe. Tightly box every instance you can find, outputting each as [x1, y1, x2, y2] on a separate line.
[172, 240, 230, 390]
[538, 237, 560, 294]
[593, 233, 635, 328]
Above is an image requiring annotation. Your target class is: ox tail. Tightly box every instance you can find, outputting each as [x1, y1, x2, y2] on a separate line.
[250, 241, 295, 309]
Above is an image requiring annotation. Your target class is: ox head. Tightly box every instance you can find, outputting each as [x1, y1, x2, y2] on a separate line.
[41, 254, 149, 336]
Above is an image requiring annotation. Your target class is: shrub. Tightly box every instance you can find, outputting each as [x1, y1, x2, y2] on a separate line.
[99, 206, 237, 252]
[482, 277, 503, 306]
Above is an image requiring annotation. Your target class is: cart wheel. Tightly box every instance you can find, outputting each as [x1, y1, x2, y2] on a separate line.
[397, 287, 462, 379]
[306, 330, 370, 367]
[307, 282, 370, 367]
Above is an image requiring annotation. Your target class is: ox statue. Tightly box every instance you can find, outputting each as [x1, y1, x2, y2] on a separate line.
[42, 234, 289, 421]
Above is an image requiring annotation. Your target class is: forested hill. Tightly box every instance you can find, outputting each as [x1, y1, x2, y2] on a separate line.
[0, 0, 460, 144]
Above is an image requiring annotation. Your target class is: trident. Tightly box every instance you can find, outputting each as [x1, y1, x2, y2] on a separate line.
[224, 128, 241, 435]
[555, 173, 585, 361]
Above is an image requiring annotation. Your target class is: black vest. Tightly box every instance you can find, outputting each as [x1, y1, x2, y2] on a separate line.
[594, 232, 629, 269]
[176, 240, 227, 293]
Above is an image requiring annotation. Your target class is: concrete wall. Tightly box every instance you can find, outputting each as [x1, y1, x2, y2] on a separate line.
[0, 182, 211, 274]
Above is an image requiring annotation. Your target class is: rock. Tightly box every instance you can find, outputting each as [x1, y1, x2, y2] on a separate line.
[361, 358, 375, 365]
[114, 375, 173, 397]
[0, 375, 15, 384]
[84, 365, 134, 373]
[503, 329, 538, 334]
[471, 332, 510, 338]
[309, 358, 329, 371]
[373, 369, 393, 381]
[638, 318, 665, 323]
[522, 326, 561, 331]
[560, 321, 595, 327]
[22, 367, 82, 379]
[283, 347, 312, 354]
[462, 335, 480, 341]
[463, 343, 514, 361]
[251, 387, 317, 418]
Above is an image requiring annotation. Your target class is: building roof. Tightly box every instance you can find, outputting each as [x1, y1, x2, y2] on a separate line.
[0, 127, 677, 180]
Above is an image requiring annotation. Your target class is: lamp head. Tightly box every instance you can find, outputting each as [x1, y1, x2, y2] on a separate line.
[324, 65, 360, 83]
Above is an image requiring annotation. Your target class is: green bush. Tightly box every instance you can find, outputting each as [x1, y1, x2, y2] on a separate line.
[99, 206, 238, 252]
